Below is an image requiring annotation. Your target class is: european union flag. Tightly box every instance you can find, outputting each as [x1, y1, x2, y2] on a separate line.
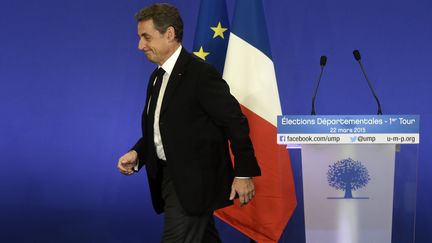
[192, 0, 230, 74]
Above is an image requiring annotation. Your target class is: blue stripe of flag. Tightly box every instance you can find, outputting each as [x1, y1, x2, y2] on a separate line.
[231, 0, 272, 59]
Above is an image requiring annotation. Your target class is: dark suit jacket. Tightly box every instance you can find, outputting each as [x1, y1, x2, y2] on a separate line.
[133, 48, 261, 216]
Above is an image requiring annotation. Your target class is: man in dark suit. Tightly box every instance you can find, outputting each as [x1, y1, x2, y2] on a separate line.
[117, 3, 261, 242]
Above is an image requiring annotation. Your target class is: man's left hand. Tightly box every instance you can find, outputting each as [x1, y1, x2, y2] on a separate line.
[229, 178, 255, 205]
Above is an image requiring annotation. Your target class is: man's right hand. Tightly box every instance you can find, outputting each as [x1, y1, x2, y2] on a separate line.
[117, 150, 138, 176]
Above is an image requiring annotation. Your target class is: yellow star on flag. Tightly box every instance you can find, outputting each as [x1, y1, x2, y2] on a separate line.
[210, 22, 228, 39]
[193, 46, 210, 60]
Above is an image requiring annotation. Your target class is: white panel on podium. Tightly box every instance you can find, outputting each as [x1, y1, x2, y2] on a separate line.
[302, 144, 395, 243]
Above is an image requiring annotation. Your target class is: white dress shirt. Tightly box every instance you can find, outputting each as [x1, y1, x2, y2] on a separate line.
[152, 45, 182, 161]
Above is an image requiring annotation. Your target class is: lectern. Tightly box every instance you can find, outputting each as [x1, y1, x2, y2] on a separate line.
[277, 115, 419, 243]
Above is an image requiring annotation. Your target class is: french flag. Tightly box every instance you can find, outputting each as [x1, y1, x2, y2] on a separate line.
[214, 0, 297, 242]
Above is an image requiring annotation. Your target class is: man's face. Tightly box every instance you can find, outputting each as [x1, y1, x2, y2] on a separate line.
[137, 19, 171, 65]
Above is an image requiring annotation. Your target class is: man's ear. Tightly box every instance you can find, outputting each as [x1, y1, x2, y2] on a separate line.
[166, 26, 176, 41]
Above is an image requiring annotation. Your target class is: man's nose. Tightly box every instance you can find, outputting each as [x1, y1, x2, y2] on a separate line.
[138, 39, 146, 50]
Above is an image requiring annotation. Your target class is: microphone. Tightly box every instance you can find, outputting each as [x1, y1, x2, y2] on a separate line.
[311, 55, 327, 115]
[352, 50, 383, 115]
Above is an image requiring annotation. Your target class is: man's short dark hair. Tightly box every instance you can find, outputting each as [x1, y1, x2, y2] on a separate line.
[135, 3, 184, 42]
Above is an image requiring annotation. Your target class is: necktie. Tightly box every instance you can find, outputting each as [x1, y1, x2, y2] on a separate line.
[147, 68, 165, 159]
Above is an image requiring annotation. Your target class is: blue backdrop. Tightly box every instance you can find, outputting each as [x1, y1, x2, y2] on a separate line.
[1, 0, 431, 242]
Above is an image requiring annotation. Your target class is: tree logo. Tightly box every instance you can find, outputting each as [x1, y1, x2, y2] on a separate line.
[327, 158, 370, 199]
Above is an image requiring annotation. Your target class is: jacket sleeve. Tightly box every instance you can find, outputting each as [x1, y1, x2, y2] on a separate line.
[131, 137, 146, 171]
[196, 63, 261, 177]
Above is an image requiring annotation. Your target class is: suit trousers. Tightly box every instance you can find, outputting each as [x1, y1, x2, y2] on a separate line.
[160, 162, 221, 243]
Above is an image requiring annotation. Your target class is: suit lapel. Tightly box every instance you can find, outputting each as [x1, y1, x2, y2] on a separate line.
[160, 48, 191, 115]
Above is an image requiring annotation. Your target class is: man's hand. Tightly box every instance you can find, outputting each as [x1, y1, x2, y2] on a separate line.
[229, 178, 255, 205]
[117, 150, 138, 176]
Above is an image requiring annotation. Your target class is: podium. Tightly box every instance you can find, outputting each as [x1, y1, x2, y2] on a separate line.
[277, 115, 419, 243]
